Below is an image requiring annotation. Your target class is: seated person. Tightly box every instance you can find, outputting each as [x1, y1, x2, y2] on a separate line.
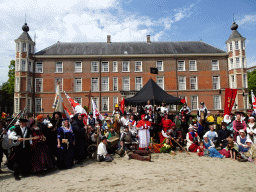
[168, 123, 183, 152]
[243, 139, 256, 163]
[186, 125, 200, 152]
[197, 141, 205, 157]
[204, 125, 218, 143]
[217, 122, 232, 149]
[91, 125, 103, 144]
[102, 117, 112, 134]
[237, 129, 249, 153]
[97, 136, 113, 162]
[225, 139, 239, 160]
[203, 135, 223, 158]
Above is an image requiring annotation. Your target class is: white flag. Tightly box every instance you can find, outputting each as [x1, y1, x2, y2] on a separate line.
[91, 99, 104, 120]
[52, 83, 63, 112]
[252, 90, 256, 112]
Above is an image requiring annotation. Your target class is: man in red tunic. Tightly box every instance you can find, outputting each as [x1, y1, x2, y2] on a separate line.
[159, 114, 172, 143]
[136, 114, 151, 150]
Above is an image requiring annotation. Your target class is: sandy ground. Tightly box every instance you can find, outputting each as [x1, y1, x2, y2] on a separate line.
[1, 152, 256, 192]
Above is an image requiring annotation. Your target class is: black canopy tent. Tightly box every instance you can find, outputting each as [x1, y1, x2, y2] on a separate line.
[125, 79, 182, 106]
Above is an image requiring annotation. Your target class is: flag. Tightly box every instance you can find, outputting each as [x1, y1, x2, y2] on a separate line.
[64, 91, 88, 125]
[224, 88, 238, 115]
[252, 90, 256, 112]
[120, 98, 125, 114]
[62, 103, 71, 119]
[91, 99, 104, 120]
[52, 83, 63, 112]
[2, 112, 7, 119]
[180, 98, 186, 104]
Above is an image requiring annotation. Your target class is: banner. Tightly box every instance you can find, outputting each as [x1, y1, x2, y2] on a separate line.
[224, 88, 238, 115]
[120, 98, 125, 114]
[252, 90, 256, 112]
[52, 83, 63, 112]
[91, 99, 104, 120]
[62, 103, 71, 119]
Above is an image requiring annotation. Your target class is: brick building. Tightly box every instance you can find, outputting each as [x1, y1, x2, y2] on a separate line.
[14, 21, 248, 116]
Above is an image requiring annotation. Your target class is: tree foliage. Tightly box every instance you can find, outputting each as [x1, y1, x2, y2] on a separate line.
[247, 70, 256, 104]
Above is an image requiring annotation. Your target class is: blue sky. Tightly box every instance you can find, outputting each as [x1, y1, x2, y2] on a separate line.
[0, 0, 255, 85]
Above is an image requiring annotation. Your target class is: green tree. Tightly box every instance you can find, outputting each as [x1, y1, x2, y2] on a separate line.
[248, 70, 256, 105]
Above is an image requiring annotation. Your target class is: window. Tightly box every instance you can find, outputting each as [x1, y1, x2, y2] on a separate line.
[122, 77, 130, 91]
[243, 41, 245, 49]
[242, 58, 245, 68]
[102, 77, 109, 91]
[178, 76, 186, 90]
[17, 43, 20, 52]
[35, 63, 43, 73]
[28, 62, 32, 72]
[27, 98, 31, 113]
[15, 77, 20, 92]
[74, 97, 82, 105]
[55, 78, 63, 92]
[113, 61, 118, 72]
[135, 61, 142, 72]
[243, 74, 248, 88]
[230, 75, 235, 88]
[35, 78, 43, 92]
[236, 58, 240, 68]
[113, 97, 118, 110]
[91, 61, 99, 72]
[23, 43, 26, 52]
[16, 60, 20, 71]
[75, 61, 82, 72]
[156, 61, 163, 71]
[35, 98, 42, 113]
[156, 77, 164, 89]
[213, 96, 221, 109]
[29, 44, 32, 53]
[102, 97, 109, 111]
[189, 60, 197, 71]
[235, 41, 239, 50]
[191, 96, 198, 110]
[27, 78, 32, 92]
[213, 76, 220, 89]
[101, 62, 109, 72]
[230, 58, 234, 69]
[244, 95, 248, 109]
[91, 78, 99, 92]
[91, 97, 99, 110]
[21, 61, 26, 71]
[135, 77, 143, 91]
[230, 43, 232, 51]
[113, 77, 118, 91]
[15, 98, 19, 113]
[212, 60, 219, 71]
[122, 61, 130, 72]
[56, 62, 63, 73]
[190, 76, 197, 90]
[178, 61, 185, 71]
[74, 78, 82, 92]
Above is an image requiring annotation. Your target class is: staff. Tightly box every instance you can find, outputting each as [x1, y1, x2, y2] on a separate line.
[169, 135, 190, 155]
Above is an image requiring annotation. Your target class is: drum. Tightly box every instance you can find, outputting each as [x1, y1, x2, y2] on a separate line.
[87, 144, 98, 154]
[107, 136, 119, 147]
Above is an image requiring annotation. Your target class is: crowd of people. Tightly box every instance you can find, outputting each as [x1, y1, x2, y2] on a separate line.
[1, 100, 256, 181]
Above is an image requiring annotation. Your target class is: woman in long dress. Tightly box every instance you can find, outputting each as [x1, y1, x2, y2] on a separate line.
[57, 119, 75, 169]
[246, 116, 256, 143]
[136, 114, 151, 150]
[203, 136, 223, 158]
[233, 114, 246, 142]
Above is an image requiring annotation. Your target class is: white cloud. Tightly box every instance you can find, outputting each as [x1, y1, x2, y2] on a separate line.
[237, 14, 256, 27]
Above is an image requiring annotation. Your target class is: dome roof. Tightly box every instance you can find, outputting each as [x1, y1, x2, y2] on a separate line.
[22, 22, 29, 32]
[231, 21, 238, 30]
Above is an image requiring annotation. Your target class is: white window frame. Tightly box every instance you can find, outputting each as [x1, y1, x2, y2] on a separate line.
[213, 95, 221, 110]
[15, 77, 20, 92]
[91, 77, 99, 92]
[244, 95, 249, 110]
[178, 60, 185, 71]
[91, 97, 99, 111]
[91, 61, 99, 72]
[35, 78, 43, 93]
[156, 61, 164, 72]
[101, 61, 109, 72]
[16, 60, 20, 71]
[189, 60, 197, 71]
[235, 41, 239, 50]
[35, 62, 43, 73]
[191, 96, 198, 110]
[212, 60, 219, 71]
[74, 97, 82, 105]
[212, 76, 220, 89]
[28, 61, 32, 72]
[113, 77, 118, 91]
[102, 97, 109, 112]
[27, 97, 32, 113]
[178, 76, 186, 90]
[74, 78, 82, 92]
[35, 98, 42, 113]
[135, 61, 142, 72]
[21, 60, 26, 71]
[135, 77, 143, 91]
[242, 58, 245, 68]
[190, 76, 197, 90]
[243, 74, 248, 88]
[55, 78, 63, 92]
[27, 78, 32, 92]
[230, 58, 234, 69]
[236, 58, 240, 68]
[230, 75, 235, 88]
[113, 61, 118, 72]
[102, 77, 109, 91]
[56, 62, 63, 73]
[17, 43, 20, 52]
[122, 61, 130, 72]
[113, 97, 118, 110]
[75, 61, 82, 73]
[156, 77, 164, 90]
[122, 77, 130, 91]
[23, 43, 26, 52]
[15, 98, 19, 113]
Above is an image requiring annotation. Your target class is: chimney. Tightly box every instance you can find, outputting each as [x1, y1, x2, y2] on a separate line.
[107, 35, 111, 43]
[147, 35, 151, 43]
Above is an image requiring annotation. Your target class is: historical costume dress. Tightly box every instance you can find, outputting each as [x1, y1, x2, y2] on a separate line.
[233, 119, 246, 142]
[186, 127, 200, 152]
[203, 138, 223, 158]
[223, 114, 233, 136]
[57, 123, 75, 169]
[246, 120, 256, 144]
[237, 135, 249, 153]
[159, 117, 172, 143]
[136, 114, 151, 150]
[197, 145, 205, 156]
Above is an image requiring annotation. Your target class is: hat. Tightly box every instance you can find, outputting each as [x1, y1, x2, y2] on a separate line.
[101, 136, 107, 141]
[239, 129, 245, 133]
[207, 111, 211, 114]
[200, 102, 204, 105]
[249, 116, 255, 120]
[246, 138, 253, 143]
[188, 124, 194, 130]
[104, 113, 108, 116]
[115, 104, 119, 108]
[105, 117, 111, 121]
[36, 115, 43, 121]
[193, 123, 198, 128]
[19, 118, 28, 122]
[70, 115, 74, 119]
[89, 112, 93, 115]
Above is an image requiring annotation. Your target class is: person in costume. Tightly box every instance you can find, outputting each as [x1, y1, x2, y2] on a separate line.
[87, 112, 96, 128]
[159, 114, 172, 143]
[144, 100, 153, 114]
[237, 129, 249, 153]
[97, 136, 113, 162]
[159, 102, 169, 115]
[102, 117, 112, 134]
[243, 139, 256, 163]
[186, 125, 200, 152]
[57, 119, 75, 169]
[245, 109, 254, 123]
[112, 104, 122, 116]
[203, 135, 223, 158]
[216, 111, 224, 130]
[197, 141, 205, 157]
[169, 123, 183, 152]
[197, 102, 207, 121]
[233, 114, 247, 142]
[136, 114, 151, 150]
[30, 120, 55, 173]
[120, 111, 129, 134]
[204, 125, 218, 143]
[0, 120, 7, 173]
[217, 122, 232, 149]
[223, 114, 233, 136]
[72, 113, 87, 164]
[246, 116, 256, 143]
[129, 114, 137, 135]
[8, 119, 32, 180]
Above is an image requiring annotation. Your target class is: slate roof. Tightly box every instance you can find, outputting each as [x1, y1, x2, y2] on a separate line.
[35, 41, 226, 56]
[228, 30, 243, 40]
[16, 32, 32, 41]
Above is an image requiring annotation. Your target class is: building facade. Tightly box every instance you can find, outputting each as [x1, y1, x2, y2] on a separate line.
[14, 22, 248, 116]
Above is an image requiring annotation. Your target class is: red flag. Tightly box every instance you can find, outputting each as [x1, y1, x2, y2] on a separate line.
[2, 112, 7, 118]
[62, 103, 71, 119]
[224, 88, 237, 115]
[180, 98, 186, 104]
[120, 98, 125, 114]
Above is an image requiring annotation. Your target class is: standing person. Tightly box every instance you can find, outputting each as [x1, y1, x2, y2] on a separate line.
[8, 119, 32, 180]
[246, 117, 256, 143]
[72, 113, 87, 164]
[87, 112, 96, 129]
[160, 103, 169, 115]
[233, 114, 247, 142]
[144, 100, 153, 115]
[136, 114, 151, 150]
[0, 120, 7, 173]
[216, 111, 224, 130]
[57, 119, 75, 169]
[120, 112, 129, 134]
[197, 102, 207, 121]
[223, 114, 233, 136]
[159, 114, 172, 143]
